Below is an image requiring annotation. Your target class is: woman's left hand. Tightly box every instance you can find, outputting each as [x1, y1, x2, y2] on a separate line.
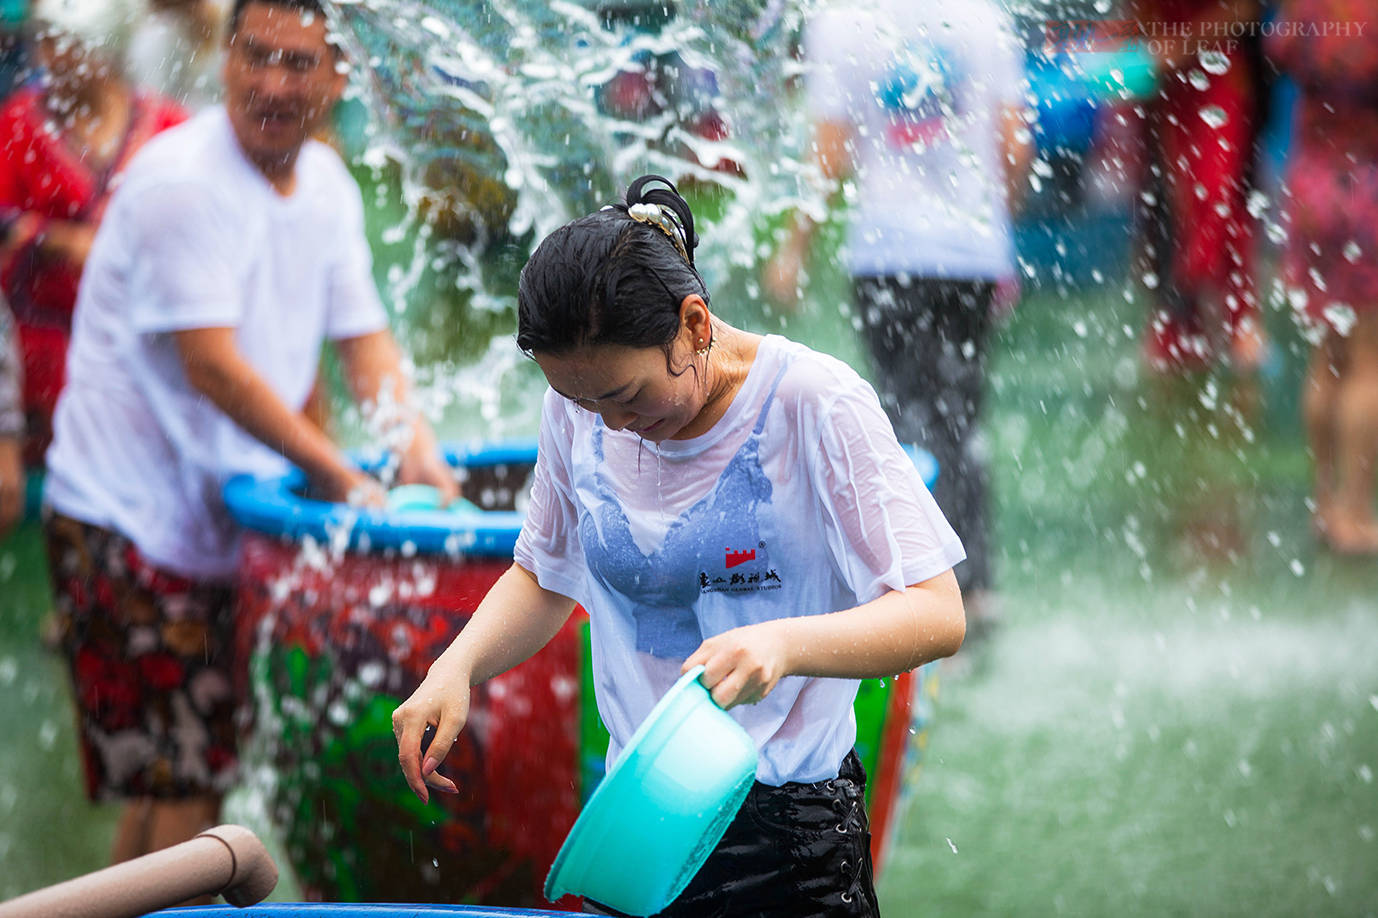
[684, 620, 792, 710]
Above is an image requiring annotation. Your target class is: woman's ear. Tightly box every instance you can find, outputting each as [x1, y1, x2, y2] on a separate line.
[679, 294, 712, 348]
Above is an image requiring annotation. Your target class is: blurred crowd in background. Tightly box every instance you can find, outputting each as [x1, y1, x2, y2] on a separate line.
[5, 0, 1375, 558]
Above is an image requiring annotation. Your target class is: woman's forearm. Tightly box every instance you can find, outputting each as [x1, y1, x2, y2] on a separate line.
[428, 563, 579, 686]
[781, 570, 966, 679]
[686, 569, 965, 709]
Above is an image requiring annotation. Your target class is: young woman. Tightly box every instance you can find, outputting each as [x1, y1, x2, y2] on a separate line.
[393, 175, 967, 915]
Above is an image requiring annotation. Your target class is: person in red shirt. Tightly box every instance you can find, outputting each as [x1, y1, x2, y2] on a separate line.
[1131, 0, 1268, 372]
[0, 0, 185, 467]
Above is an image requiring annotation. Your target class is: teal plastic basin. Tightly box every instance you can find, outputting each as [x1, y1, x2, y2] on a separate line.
[544, 666, 757, 916]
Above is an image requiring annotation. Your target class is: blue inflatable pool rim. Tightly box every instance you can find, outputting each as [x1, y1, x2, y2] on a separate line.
[223, 441, 937, 560]
[222, 441, 537, 559]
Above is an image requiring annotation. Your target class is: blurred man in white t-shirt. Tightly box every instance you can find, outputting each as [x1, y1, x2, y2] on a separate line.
[42, 0, 456, 868]
[767, 0, 1031, 631]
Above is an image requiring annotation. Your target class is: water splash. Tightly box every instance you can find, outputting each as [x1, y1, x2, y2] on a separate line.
[1198, 104, 1228, 129]
[1198, 49, 1231, 76]
[322, 0, 820, 437]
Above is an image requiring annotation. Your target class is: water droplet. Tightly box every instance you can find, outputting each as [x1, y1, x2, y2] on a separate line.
[38, 720, 58, 749]
[1289, 559, 1305, 576]
[1344, 240, 1362, 263]
[1199, 50, 1231, 75]
[1199, 105, 1228, 129]
[1286, 285, 1309, 313]
[420, 16, 450, 38]
[1188, 70, 1209, 91]
[946, 837, 958, 854]
[1322, 303, 1357, 336]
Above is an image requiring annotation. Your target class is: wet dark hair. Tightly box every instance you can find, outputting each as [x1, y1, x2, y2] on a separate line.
[516, 175, 709, 360]
[227, 0, 327, 38]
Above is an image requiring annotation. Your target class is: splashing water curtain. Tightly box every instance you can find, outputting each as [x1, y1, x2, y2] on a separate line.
[323, 0, 819, 391]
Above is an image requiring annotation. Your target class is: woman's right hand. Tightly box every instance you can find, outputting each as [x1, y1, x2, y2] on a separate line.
[390, 565, 579, 803]
[393, 663, 471, 803]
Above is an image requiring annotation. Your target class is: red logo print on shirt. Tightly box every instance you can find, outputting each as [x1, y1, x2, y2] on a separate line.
[725, 547, 756, 569]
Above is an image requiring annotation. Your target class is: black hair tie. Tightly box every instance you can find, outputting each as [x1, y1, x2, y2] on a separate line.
[620, 174, 699, 266]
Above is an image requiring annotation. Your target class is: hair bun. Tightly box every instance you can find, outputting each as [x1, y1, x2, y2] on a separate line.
[624, 174, 699, 266]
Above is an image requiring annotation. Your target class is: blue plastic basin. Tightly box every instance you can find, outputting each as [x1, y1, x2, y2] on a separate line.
[149, 906, 571, 917]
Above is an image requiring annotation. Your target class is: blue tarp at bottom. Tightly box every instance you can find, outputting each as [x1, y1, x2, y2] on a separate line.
[150, 905, 575, 917]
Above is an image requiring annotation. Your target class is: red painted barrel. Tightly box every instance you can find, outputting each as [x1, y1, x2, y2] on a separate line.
[229, 445, 582, 908]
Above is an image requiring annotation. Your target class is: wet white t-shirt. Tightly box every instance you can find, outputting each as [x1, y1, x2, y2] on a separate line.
[805, 0, 1025, 280]
[514, 336, 965, 785]
[45, 107, 388, 578]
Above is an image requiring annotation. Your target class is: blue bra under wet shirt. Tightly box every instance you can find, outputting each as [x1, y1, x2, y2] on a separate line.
[578, 362, 791, 659]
